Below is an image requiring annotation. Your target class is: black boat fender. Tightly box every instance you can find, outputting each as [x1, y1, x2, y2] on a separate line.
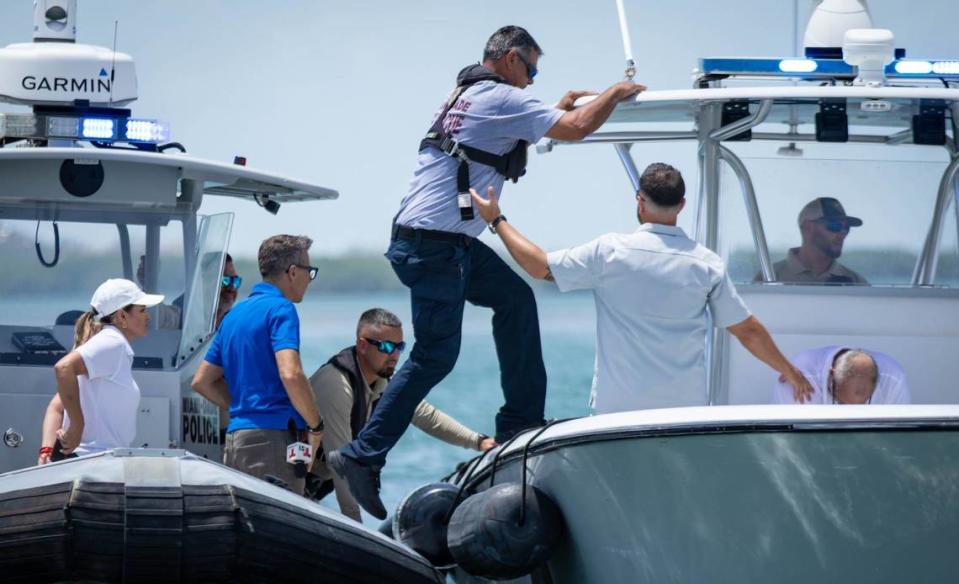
[393, 482, 460, 567]
[446, 482, 565, 580]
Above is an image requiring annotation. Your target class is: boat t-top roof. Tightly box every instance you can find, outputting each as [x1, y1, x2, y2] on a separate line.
[0, 147, 338, 204]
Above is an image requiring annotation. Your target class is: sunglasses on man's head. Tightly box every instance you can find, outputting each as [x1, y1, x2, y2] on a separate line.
[812, 218, 851, 234]
[221, 275, 242, 290]
[363, 337, 406, 355]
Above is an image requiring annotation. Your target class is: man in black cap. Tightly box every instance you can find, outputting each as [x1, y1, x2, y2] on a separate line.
[770, 197, 867, 284]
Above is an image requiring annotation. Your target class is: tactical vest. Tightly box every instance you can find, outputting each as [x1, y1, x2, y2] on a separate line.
[419, 64, 529, 215]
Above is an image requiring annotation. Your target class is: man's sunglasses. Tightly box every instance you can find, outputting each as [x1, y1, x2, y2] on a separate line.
[812, 218, 851, 234]
[515, 49, 538, 81]
[363, 337, 406, 355]
[221, 275, 242, 290]
[290, 264, 319, 281]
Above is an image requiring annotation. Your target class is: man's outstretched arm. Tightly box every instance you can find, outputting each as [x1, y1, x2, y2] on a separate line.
[470, 187, 553, 281]
[727, 316, 814, 403]
[546, 82, 645, 141]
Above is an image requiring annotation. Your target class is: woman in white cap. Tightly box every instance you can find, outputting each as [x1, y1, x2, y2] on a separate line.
[38, 279, 163, 463]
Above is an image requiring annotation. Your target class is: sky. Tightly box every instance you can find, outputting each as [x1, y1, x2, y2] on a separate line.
[1, 0, 958, 258]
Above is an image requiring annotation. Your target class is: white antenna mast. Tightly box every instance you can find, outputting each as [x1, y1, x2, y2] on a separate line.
[614, 0, 636, 80]
[110, 20, 118, 105]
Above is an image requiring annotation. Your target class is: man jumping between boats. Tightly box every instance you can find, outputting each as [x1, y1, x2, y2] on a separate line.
[471, 162, 814, 413]
[327, 25, 645, 519]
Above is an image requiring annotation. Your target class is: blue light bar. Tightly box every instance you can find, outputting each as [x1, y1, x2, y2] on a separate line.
[700, 57, 959, 81]
[81, 118, 115, 140]
[124, 119, 170, 143]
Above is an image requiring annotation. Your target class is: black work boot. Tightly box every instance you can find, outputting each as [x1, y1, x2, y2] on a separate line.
[326, 450, 387, 520]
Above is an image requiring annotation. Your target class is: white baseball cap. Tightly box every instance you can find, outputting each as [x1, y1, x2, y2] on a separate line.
[90, 278, 165, 319]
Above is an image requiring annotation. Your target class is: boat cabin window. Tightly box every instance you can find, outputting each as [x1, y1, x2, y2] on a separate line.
[0, 218, 190, 369]
[717, 141, 959, 287]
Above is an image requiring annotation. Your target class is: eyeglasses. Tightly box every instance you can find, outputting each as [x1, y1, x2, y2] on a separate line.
[812, 218, 851, 234]
[290, 264, 318, 281]
[514, 49, 538, 81]
[221, 275, 242, 290]
[363, 337, 406, 355]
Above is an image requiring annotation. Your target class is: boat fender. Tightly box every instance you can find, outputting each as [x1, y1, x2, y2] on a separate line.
[393, 482, 460, 567]
[447, 482, 564, 580]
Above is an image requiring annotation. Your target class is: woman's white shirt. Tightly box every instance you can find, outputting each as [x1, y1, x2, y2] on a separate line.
[64, 325, 140, 454]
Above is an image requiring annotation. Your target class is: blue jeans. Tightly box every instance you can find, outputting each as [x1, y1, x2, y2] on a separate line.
[342, 234, 547, 466]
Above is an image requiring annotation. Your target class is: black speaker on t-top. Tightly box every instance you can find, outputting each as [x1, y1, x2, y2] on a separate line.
[59, 159, 104, 197]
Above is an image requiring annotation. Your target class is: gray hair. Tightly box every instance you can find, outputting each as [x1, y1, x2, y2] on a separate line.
[833, 349, 878, 387]
[356, 308, 402, 336]
[258, 234, 312, 279]
[483, 26, 543, 62]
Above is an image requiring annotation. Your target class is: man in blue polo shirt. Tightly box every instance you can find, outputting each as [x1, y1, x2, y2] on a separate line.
[192, 234, 324, 493]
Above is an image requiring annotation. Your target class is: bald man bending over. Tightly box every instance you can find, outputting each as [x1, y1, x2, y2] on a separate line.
[772, 346, 911, 404]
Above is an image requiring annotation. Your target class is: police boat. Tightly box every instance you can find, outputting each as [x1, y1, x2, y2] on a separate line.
[387, 2, 959, 582]
[0, 2, 441, 582]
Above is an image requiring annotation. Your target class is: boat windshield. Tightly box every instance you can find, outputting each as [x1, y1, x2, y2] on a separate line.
[717, 135, 958, 287]
[0, 215, 222, 369]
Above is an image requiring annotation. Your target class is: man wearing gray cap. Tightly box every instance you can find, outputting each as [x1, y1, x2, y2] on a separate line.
[769, 197, 867, 284]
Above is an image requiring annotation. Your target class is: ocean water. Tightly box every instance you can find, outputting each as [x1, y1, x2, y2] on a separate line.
[295, 291, 597, 524]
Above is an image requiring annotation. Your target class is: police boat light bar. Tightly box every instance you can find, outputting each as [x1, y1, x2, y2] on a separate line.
[0, 110, 170, 144]
[699, 56, 959, 82]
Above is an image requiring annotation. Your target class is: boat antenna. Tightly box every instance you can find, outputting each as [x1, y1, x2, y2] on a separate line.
[109, 20, 118, 105]
[614, 0, 636, 80]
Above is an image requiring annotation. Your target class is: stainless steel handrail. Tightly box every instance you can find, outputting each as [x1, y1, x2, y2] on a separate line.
[718, 144, 775, 282]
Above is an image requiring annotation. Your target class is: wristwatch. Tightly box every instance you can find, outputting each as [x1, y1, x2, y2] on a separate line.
[475, 434, 490, 450]
[307, 419, 324, 434]
[488, 215, 507, 234]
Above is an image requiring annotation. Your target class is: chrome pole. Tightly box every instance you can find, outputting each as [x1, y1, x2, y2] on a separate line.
[718, 144, 775, 281]
[613, 143, 641, 192]
[913, 153, 959, 285]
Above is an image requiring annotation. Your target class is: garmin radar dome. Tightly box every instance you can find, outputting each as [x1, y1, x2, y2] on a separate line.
[803, 0, 873, 51]
[0, 0, 137, 107]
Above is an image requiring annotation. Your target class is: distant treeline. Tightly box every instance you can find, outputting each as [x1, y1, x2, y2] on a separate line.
[3, 236, 957, 295]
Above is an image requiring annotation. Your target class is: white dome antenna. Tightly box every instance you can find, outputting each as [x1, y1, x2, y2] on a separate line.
[803, 0, 872, 50]
[33, 0, 77, 43]
[843, 28, 895, 86]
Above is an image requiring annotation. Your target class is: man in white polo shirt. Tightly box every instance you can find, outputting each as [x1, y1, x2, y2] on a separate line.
[470, 162, 813, 413]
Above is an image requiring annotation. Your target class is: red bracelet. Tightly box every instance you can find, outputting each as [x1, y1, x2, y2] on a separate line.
[39, 446, 54, 456]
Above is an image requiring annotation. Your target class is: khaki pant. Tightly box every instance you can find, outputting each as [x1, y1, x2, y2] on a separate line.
[223, 428, 305, 494]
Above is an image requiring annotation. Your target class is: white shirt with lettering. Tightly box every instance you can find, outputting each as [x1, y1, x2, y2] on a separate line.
[771, 346, 911, 404]
[64, 325, 140, 455]
[396, 80, 564, 236]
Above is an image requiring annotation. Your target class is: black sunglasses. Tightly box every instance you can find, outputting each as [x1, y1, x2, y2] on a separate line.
[221, 275, 242, 290]
[290, 264, 318, 281]
[514, 49, 538, 81]
[812, 218, 851, 234]
[363, 337, 406, 355]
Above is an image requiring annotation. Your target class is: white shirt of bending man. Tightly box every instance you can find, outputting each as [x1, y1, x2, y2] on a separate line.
[772, 346, 911, 405]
